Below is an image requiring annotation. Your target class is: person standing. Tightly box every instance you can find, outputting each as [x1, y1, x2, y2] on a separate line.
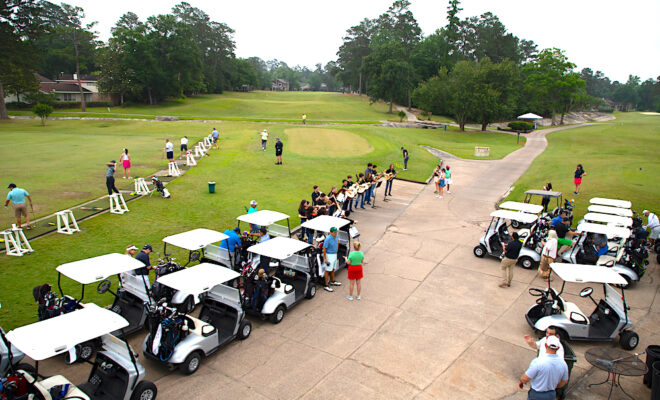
[179, 136, 188, 158]
[119, 148, 131, 179]
[436, 167, 446, 199]
[105, 160, 120, 196]
[444, 165, 452, 194]
[5, 183, 34, 229]
[125, 244, 138, 257]
[524, 326, 565, 359]
[499, 232, 522, 288]
[164, 139, 174, 163]
[401, 146, 409, 170]
[518, 335, 569, 399]
[643, 210, 660, 249]
[247, 200, 259, 232]
[541, 182, 552, 212]
[302, 113, 307, 125]
[322, 227, 342, 292]
[275, 138, 283, 165]
[135, 245, 154, 278]
[573, 164, 586, 195]
[539, 230, 558, 280]
[384, 163, 396, 198]
[212, 127, 219, 149]
[344, 242, 364, 300]
[259, 129, 269, 151]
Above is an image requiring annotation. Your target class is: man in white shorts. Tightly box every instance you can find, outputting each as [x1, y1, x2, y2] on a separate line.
[322, 227, 342, 292]
[643, 210, 660, 249]
[259, 129, 269, 151]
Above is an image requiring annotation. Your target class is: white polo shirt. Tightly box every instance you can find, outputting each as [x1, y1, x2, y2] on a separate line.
[542, 238, 558, 259]
[165, 142, 173, 152]
[181, 137, 188, 145]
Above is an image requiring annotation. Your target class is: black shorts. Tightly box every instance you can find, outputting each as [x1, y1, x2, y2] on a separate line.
[276, 150, 282, 156]
[180, 144, 188, 151]
[213, 137, 218, 143]
[166, 151, 174, 159]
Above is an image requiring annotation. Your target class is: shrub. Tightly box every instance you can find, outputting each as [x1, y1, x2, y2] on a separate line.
[33, 103, 54, 126]
[24, 92, 57, 105]
[398, 110, 406, 122]
[508, 121, 533, 132]
[5, 102, 32, 110]
[596, 103, 614, 113]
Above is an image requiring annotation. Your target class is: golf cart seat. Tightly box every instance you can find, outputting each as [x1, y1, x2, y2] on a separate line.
[119, 273, 150, 303]
[562, 302, 589, 325]
[267, 224, 290, 238]
[270, 278, 294, 295]
[187, 315, 216, 337]
[24, 372, 91, 400]
[203, 245, 233, 268]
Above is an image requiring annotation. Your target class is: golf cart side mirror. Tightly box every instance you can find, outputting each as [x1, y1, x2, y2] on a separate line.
[579, 287, 593, 298]
[201, 325, 216, 337]
[97, 280, 112, 294]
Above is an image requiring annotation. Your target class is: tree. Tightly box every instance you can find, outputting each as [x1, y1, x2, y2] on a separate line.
[364, 41, 411, 113]
[445, 0, 462, 62]
[32, 103, 53, 125]
[336, 18, 374, 94]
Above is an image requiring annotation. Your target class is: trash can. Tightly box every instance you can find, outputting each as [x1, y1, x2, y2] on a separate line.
[645, 345, 660, 387]
[208, 182, 216, 194]
[556, 340, 577, 400]
[652, 361, 660, 400]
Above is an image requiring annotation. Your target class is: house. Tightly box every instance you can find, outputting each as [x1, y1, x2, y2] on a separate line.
[3, 73, 112, 104]
[271, 79, 289, 91]
[299, 83, 311, 91]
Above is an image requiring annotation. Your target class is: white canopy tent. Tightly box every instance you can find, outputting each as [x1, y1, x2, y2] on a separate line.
[517, 113, 543, 120]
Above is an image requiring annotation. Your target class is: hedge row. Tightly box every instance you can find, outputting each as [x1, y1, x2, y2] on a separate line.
[6, 101, 113, 110]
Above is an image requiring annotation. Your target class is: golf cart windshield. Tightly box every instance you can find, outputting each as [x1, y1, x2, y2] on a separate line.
[56, 253, 146, 284]
[162, 228, 229, 251]
[155, 263, 240, 295]
[237, 210, 291, 237]
[577, 223, 631, 239]
[549, 263, 628, 285]
[5, 304, 128, 361]
[583, 213, 633, 228]
[490, 210, 538, 224]
[300, 215, 351, 232]
[587, 205, 633, 217]
[589, 198, 631, 209]
[247, 237, 311, 260]
[499, 201, 543, 214]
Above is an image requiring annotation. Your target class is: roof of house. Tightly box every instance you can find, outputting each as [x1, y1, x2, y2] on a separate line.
[35, 73, 54, 83]
[57, 73, 99, 82]
[273, 78, 288, 84]
[41, 82, 92, 93]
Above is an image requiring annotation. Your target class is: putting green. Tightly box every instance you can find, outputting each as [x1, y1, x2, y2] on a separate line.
[285, 128, 373, 157]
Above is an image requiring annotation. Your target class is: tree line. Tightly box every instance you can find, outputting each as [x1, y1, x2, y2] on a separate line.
[334, 0, 659, 128]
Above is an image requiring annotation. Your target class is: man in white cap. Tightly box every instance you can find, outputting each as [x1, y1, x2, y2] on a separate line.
[523, 326, 564, 359]
[642, 210, 659, 249]
[519, 335, 568, 399]
[248, 200, 259, 232]
[259, 129, 269, 151]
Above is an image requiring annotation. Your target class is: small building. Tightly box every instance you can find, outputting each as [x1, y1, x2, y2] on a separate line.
[3, 73, 112, 103]
[299, 83, 311, 91]
[272, 79, 289, 91]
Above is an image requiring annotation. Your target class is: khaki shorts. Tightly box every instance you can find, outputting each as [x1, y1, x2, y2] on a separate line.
[14, 203, 28, 218]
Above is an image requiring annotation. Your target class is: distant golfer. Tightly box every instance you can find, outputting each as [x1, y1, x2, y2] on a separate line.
[275, 138, 283, 165]
[259, 129, 269, 151]
[212, 127, 219, 149]
[105, 160, 120, 196]
[119, 148, 131, 179]
[302, 114, 307, 125]
[164, 139, 174, 163]
[401, 146, 409, 170]
[573, 164, 586, 195]
[179, 136, 188, 158]
[5, 183, 34, 229]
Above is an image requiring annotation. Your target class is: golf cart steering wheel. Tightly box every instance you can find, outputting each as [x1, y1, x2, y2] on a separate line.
[189, 250, 201, 262]
[97, 279, 111, 294]
[528, 288, 545, 297]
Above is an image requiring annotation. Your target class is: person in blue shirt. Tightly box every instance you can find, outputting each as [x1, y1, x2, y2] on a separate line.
[212, 127, 219, 149]
[550, 210, 567, 228]
[134, 245, 153, 277]
[220, 227, 243, 265]
[322, 227, 342, 292]
[5, 183, 34, 229]
[247, 200, 259, 232]
[519, 335, 568, 399]
[275, 138, 283, 165]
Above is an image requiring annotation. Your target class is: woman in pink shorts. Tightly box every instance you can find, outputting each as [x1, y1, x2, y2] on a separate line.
[573, 164, 586, 195]
[120, 148, 131, 179]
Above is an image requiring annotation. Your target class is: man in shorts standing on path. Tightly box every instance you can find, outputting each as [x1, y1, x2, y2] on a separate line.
[164, 139, 174, 163]
[322, 227, 342, 292]
[518, 335, 568, 399]
[179, 136, 188, 158]
[643, 210, 660, 249]
[275, 138, 283, 165]
[212, 127, 219, 149]
[260, 129, 269, 151]
[401, 146, 409, 170]
[5, 183, 34, 229]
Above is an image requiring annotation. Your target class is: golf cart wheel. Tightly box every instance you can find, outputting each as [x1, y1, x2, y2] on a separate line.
[615, 274, 632, 289]
[511, 220, 521, 229]
[237, 319, 252, 340]
[130, 381, 157, 400]
[65, 341, 95, 364]
[305, 283, 317, 299]
[15, 363, 37, 375]
[619, 330, 639, 350]
[270, 305, 286, 324]
[180, 351, 203, 375]
[473, 245, 487, 258]
[519, 256, 535, 270]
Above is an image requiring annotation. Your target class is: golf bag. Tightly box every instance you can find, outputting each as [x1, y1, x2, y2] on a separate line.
[150, 262, 185, 305]
[32, 284, 79, 321]
[151, 176, 170, 198]
[145, 303, 190, 362]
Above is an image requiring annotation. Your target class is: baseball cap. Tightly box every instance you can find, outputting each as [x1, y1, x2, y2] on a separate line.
[126, 245, 138, 251]
[250, 200, 257, 206]
[110, 160, 116, 164]
[7, 183, 16, 189]
[233, 227, 241, 233]
[143, 244, 153, 251]
[546, 335, 561, 350]
[330, 227, 338, 233]
[643, 210, 649, 214]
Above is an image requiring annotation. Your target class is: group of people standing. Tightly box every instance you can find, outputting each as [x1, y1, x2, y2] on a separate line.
[432, 164, 452, 198]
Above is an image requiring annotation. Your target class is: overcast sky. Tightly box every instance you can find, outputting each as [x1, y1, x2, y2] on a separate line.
[67, 0, 659, 83]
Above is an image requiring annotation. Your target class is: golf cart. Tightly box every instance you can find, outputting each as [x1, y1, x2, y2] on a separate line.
[0, 303, 29, 377]
[142, 263, 251, 375]
[523, 190, 574, 221]
[4, 303, 157, 400]
[499, 201, 544, 228]
[581, 212, 633, 229]
[236, 210, 291, 237]
[300, 215, 356, 278]
[473, 210, 541, 269]
[587, 205, 633, 218]
[243, 237, 318, 323]
[154, 228, 230, 312]
[589, 197, 632, 209]
[525, 263, 639, 350]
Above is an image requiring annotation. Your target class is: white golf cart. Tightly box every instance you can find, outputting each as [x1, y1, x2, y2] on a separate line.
[525, 263, 639, 350]
[236, 210, 291, 237]
[154, 228, 231, 312]
[581, 212, 633, 229]
[587, 205, 633, 218]
[142, 263, 251, 375]
[523, 190, 574, 221]
[473, 210, 541, 269]
[589, 197, 632, 209]
[5, 304, 158, 400]
[499, 201, 544, 229]
[300, 215, 356, 278]
[244, 237, 318, 323]
[0, 303, 29, 377]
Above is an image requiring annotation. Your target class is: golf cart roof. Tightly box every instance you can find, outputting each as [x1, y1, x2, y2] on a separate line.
[524, 190, 563, 198]
[589, 198, 631, 209]
[549, 263, 628, 285]
[489, 210, 538, 224]
[56, 253, 147, 284]
[236, 210, 289, 226]
[583, 213, 633, 227]
[300, 215, 351, 232]
[5, 303, 128, 361]
[162, 228, 229, 250]
[499, 201, 544, 214]
[577, 222, 631, 239]
[156, 263, 240, 293]
[587, 205, 633, 217]
[248, 237, 311, 260]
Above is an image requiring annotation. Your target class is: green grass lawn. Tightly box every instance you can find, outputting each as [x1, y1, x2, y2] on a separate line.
[9, 91, 405, 123]
[506, 112, 660, 221]
[0, 118, 522, 328]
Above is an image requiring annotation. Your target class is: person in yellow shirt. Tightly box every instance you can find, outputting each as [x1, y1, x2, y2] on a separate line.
[302, 114, 307, 125]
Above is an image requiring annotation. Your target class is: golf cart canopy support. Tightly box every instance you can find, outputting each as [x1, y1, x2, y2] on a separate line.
[499, 201, 544, 214]
[162, 228, 229, 251]
[549, 263, 628, 285]
[56, 253, 146, 284]
[247, 237, 311, 260]
[583, 213, 633, 227]
[587, 205, 633, 217]
[489, 210, 538, 224]
[589, 198, 632, 209]
[5, 303, 129, 361]
[577, 223, 631, 239]
[300, 215, 351, 233]
[156, 263, 240, 294]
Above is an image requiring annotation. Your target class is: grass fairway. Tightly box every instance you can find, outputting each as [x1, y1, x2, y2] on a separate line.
[0, 118, 522, 328]
[9, 91, 402, 123]
[506, 112, 660, 220]
[285, 128, 373, 157]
